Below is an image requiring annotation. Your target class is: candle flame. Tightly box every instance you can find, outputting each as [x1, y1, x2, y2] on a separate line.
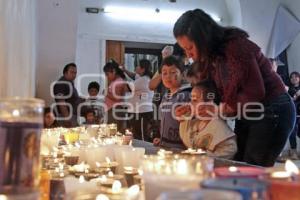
[53, 152, 58, 158]
[196, 162, 202, 174]
[96, 162, 101, 167]
[112, 180, 122, 193]
[59, 163, 64, 170]
[127, 185, 140, 196]
[52, 147, 59, 152]
[271, 171, 291, 179]
[95, 194, 109, 200]
[228, 166, 238, 172]
[138, 169, 143, 176]
[105, 157, 111, 164]
[108, 171, 114, 177]
[124, 166, 134, 171]
[92, 137, 98, 143]
[165, 165, 172, 175]
[176, 159, 188, 175]
[285, 160, 299, 175]
[79, 175, 85, 183]
[75, 142, 80, 148]
[197, 149, 205, 154]
[59, 172, 64, 177]
[100, 175, 107, 183]
[0, 195, 8, 200]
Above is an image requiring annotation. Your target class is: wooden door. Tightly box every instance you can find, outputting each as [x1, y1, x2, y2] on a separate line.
[106, 40, 125, 65]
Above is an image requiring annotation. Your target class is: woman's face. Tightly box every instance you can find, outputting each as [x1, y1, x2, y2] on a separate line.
[161, 65, 182, 89]
[105, 71, 116, 82]
[176, 36, 199, 61]
[135, 66, 145, 76]
[291, 74, 300, 86]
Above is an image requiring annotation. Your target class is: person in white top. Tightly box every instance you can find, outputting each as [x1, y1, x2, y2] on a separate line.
[121, 59, 154, 142]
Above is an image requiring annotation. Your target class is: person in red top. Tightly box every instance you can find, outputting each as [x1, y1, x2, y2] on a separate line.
[173, 9, 296, 167]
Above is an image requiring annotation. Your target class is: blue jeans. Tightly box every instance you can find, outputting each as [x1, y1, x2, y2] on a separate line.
[234, 93, 296, 167]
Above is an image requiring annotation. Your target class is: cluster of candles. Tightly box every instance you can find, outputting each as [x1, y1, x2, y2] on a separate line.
[201, 159, 300, 200]
[39, 125, 147, 199]
[41, 124, 124, 151]
[141, 149, 214, 199]
[40, 126, 300, 200]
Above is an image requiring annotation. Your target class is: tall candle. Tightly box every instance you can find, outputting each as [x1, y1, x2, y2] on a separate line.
[268, 160, 300, 200]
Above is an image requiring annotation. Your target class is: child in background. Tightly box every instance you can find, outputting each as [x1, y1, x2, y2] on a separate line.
[43, 107, 57, 128]
[85, 81, 104, 123]
[103, 59, 127, 132]
[84, 109, 97, 125]
[179, 81, 237, 159]
[153, 56, 191, 150]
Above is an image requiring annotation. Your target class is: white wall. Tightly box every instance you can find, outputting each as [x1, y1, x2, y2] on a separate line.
[239, 0, 300, 75]
[282, 0, 300, 73]
[75, 0, 232, 97]
[36, 0, 300, 104]
[239, 0, 280, 54]
[225, 0, 242, 27]
[36, 0, 80, 106]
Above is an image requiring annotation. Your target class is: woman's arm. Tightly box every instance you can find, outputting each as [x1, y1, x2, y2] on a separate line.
[222, 38, 266, 112]
[119, 65, 136, 80]
[149, 71, 162, 91]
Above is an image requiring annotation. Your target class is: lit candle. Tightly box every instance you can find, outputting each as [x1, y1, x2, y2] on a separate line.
[95, 194, 109, 200]
[95, 157, 119, 174]
[112, 180, 122, 194]
[126, 185, 140, 200]
[268, 160, 300, 200]
[124, 167, 139, 187]
[121, 148, 145, 169]
[214, 166, 265, 178]
[142, 154, 213, 200]
[181, 148, 206, 156]
[79, 175, 85, 183]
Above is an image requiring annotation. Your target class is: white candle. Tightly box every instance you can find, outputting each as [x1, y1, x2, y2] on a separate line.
[96, 194, 109, 200]
[112, 180, 122, 194]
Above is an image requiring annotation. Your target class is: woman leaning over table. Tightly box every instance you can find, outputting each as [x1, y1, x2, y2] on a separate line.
[173, 9, 296, 167]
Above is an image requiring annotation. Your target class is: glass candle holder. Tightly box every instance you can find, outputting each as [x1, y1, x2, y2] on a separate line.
[0, 97, 44, 194]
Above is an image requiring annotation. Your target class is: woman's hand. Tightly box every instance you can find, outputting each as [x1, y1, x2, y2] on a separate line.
[153, 138, 161, 146]
[194, 102, 218, 120]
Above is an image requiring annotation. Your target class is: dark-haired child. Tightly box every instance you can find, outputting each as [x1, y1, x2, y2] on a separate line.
[153, 56, 191, 150]
[179, 81, 237, 159]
